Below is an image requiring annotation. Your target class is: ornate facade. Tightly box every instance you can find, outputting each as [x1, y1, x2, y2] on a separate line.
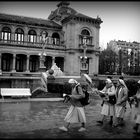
[0, 1, 102, 76]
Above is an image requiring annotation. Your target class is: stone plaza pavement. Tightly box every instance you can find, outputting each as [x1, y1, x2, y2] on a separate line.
[0, 96, 140, 139]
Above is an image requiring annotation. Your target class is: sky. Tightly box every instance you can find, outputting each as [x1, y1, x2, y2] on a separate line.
[0, 1, 140, 49]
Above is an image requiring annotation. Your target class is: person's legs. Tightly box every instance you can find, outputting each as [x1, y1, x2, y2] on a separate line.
[133, 123, 139, 133]
[78, 122, 86, 132]
[81, 122, 85, 128]
[97, 115, 106, 124]
[109, 116, 113, 125]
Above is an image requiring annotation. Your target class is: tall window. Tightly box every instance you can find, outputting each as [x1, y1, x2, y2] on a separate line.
[15, 28, 24, 44]
[16, 54, 26, 72]
[80, 29, 92, 45]
[28, 30, 37, 43]
[29, 55, 39, 72]
[2, 53, 12, 71]
[52, 33, 60, 45]
[1, 27, 11, 42]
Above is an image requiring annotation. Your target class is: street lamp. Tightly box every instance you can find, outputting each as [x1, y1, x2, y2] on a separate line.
[39, 31, 47, 72]
[118, 46, 122, 75]
[80, 36, 88, 74]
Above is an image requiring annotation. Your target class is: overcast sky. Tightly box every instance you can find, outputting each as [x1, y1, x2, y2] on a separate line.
[0, 1, 140, 49]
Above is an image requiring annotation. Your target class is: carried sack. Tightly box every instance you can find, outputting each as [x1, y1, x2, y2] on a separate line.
[76, 85, 90, 106]
[108, 95, 116, 105]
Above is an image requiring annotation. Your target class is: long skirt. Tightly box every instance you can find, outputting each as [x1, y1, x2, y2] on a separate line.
[101, 103, 115, 116]
[64, 105, 86, 123]
[132, 105, 140, 124]
[115, 105, 126, 118]
[136, 114, 140, 124]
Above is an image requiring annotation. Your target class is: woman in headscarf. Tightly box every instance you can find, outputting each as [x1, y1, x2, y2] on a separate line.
[59, 79, 86, 132]
[113, 78, 128, 127]
[129, 80, 140, 134]
[96, 78, 116, 125]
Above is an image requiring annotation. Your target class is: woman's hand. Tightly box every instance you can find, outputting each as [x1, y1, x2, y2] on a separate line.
[116, 102, 121, 105]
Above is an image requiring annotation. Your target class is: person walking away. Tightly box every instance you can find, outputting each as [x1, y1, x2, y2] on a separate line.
[59, 79, 86, 132]
[129, 80, 140, 134]
[113, 78, 128, 127]
[96, 78, 116, 125]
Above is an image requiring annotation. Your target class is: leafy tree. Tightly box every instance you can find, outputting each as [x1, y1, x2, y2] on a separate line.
[99, 48, 118, 74]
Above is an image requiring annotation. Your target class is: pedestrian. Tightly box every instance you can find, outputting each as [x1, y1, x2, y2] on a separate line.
[129, 80, 140, 134]
[113, 78, 128, 127]
[59, 79, 86, 132]
[96, 78, 116, 125]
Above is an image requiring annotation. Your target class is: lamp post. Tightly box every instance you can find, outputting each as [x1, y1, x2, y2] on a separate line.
[118, 46, 122, 75]
[39, 31, 47, 72]
[80, 36, 88, 74]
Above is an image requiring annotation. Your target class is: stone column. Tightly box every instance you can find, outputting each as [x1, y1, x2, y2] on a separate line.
[26, 55, 30, 72]
[11, 25, 15, 43]
[52, 56, 55, 66]
[24, 27, 28, 45]
[12, 54, 16, 72]
[0, 25, 2, 41]
[36, 29, 41, 44]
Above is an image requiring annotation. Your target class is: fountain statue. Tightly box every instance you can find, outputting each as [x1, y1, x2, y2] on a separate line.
[51, 63, 64, 76]
[31, 63, 63, 96]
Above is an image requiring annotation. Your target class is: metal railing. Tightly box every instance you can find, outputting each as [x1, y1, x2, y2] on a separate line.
[0, 39, 66, 50]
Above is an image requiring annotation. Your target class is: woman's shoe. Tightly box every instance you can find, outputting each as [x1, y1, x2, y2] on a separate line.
[59, 126, 68, 132]
[78, 127, 86, 132]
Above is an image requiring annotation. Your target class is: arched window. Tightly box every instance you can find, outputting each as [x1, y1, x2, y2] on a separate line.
[15, 28, 24, 44]
[81, 29, 90, 36]
[28, 30, 37, 43]
[80, 29, 92, 45]
[52, 33, 60, 45]
[1, 27, 11, 42]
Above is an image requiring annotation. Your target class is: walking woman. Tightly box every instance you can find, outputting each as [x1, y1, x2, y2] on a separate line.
[96, 78, 116, 125]
[129, 80, 140, 134]
[113, 78, 128, 127]
[59, 79, 86, 132]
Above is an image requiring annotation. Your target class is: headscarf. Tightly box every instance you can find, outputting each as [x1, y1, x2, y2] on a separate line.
[138, 80, 140, 84]
[118, 79, 128, 90]
[137, 80, 140, 89]
[105, 78, 112, 84]
[68, 79, 78, 84]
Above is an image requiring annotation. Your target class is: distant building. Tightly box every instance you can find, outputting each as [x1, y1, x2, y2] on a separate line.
[107, 40, 140, 75]
[0, 1, 103, 76]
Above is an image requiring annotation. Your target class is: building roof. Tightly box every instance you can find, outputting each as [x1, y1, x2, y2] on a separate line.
[61, 12, 103, 25]
[0, 13, 62, 29]
[48, 1, 102, 26]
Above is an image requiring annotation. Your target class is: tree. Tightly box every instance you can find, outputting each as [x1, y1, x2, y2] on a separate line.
[99, 48, 118, 74]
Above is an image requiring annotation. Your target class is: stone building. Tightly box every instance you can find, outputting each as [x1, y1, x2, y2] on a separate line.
[107, 40, 140, 75]
[0, 1, 102, 77]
